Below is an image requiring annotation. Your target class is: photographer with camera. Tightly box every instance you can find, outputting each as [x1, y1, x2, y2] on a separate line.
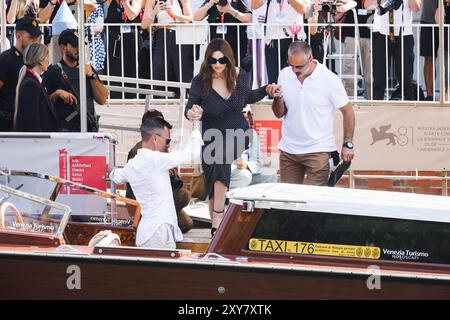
[366, 0, 421, 100]
[194, 0, 252, 65]
[252, 0, 310, 84]
[141, 0, 194, 98]
[305, 0, 356, 63]
[329, 0, 372, 99]
[43, 29, 109, 132]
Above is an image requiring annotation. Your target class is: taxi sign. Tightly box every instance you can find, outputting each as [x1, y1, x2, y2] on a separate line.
[249, 238, 381, 259]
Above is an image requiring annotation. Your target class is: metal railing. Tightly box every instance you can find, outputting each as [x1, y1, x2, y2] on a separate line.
[3, 19, 450, 104]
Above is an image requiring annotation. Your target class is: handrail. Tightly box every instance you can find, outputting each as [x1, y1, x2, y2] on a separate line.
[106, 85, 175, 97]
[100, 75, 192, 90]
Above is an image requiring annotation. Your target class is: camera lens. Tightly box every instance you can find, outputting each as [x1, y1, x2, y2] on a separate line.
[322, 2, 333, 12]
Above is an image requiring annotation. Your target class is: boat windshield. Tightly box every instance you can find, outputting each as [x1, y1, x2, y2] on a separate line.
[246, 208, 450, 265]
[0, 184, 70, 238]
[0, 169, 141, 227]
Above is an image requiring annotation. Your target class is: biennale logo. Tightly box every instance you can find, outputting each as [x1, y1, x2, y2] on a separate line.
[370, 124, 409, 146]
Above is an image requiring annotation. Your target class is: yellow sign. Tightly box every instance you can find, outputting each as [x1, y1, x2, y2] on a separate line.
[248, 238, 381, 259]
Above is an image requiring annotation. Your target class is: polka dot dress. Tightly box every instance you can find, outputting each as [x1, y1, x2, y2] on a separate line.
[186, 68, 268, 197]
[87, 7, 106, 72]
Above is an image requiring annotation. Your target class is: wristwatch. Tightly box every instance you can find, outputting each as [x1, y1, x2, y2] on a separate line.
[88, 73, 99, 80]
[343, 141, 354, 149]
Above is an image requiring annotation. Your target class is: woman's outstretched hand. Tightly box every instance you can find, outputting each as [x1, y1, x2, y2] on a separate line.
[187, 104, 204, 121]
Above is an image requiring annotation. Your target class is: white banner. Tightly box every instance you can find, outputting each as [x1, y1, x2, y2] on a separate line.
[251, 105, 450, 171]
[0, 133, 109, 215]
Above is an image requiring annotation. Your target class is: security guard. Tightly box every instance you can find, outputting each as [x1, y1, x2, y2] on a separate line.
[43, 29, 108, 132]
[0, 17, 42, 131]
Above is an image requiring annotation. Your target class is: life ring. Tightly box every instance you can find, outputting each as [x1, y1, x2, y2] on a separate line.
[0, 202, 25, 230]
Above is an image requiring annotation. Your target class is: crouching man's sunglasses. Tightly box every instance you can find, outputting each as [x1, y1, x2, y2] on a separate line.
[156, 134, 171, 145]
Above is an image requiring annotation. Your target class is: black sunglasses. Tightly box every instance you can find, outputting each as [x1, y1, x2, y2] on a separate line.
[208, 56, 228, 65]
[156, 134, 171, 145]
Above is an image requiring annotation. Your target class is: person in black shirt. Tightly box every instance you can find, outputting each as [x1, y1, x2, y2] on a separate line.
[0, 16, 41, 131]
[194, 0, 252, 65]
[141, 0, 195, 98]
[435, 0, 450, 100]
[43, 29, 109, 132]
[39, 0, 77, 45]
[39, 0, 77, 23]
[338, 0, 372, 99]
[14, 43, 57, 132]
[104, 0, 144, 99]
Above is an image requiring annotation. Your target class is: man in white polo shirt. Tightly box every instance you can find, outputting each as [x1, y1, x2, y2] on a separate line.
[272, 41, 355, 185]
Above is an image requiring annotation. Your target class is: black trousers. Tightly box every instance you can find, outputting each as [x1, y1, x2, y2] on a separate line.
[265, 38, 292, 84]
[106, 28, 139, 99]
[372, 32, 415, 100]
[152, 29, 194, 98]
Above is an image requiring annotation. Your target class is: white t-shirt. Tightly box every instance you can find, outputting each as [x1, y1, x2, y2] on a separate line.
[277, 61, 349, 154]
[156, 0, 184, 23]
[110, 130, 203, 247]
[264, 0, 309, 42]
[246, 2, 267, 40]
[373, 0, 414, 36]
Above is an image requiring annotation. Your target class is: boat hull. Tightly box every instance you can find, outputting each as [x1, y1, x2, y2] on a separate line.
[1, 253, 449, 300]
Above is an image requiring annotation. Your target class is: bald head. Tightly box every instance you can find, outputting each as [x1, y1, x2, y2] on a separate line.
[288, 41, 312, 60]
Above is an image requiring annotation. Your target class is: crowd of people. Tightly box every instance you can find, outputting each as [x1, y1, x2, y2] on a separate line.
[0, 18, 108, 132]
[3, 0, 450, 102]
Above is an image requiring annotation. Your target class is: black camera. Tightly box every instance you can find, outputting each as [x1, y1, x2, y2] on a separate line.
[218, 0, 228, 7]
[170, 173, 183, 190]
[321, 1, 336, 12]
[377, 0, 403, 15]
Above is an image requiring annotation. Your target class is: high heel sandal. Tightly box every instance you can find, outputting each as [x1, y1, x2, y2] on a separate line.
[211, 210, 224, 237]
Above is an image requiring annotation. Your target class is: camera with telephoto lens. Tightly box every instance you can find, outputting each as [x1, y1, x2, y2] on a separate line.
[218, 0, 228, 6]
[377, 0, 403, 15]
[321, 1, 336, 12]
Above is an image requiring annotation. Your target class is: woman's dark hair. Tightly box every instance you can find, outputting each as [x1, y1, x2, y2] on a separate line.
[199, 38, 237, 95]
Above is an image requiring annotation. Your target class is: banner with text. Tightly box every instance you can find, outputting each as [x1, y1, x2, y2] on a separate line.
[251, 105, 450, 171]
[0, 133, 108, 215]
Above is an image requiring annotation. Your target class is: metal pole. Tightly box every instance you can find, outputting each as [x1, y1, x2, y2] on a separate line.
[444, 171, 448, 196]
[349, 170, 355, 189]
[77, 0, 88, 132]
[1, 0, 7, 51]
[439, 0, 445, 105]
[108, 135, 117, 225]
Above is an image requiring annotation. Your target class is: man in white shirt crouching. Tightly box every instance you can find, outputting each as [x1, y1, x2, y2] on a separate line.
[108, 117, 203, 249]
